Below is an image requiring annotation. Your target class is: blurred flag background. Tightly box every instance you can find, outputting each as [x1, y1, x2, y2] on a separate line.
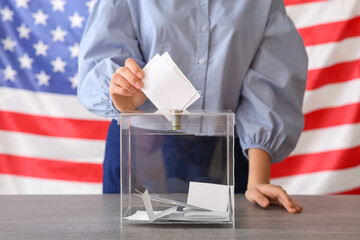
[0, 0, 109, 193]
[272, 0, 360, 194]
[0, 0, 359, 194]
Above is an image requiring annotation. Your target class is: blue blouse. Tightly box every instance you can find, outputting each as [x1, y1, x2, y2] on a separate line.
[77, 0, 308, 163]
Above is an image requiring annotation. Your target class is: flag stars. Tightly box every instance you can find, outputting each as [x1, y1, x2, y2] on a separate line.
[15, 0, 30, 9]
[50, 0, 66, 12]
[0, 6, 14, 22]
[50, 26, 67, 42]
[17, 23, 31, 39]
[69, 12, 84, 29]
[1, 37, 17, 52]
[32, 9, 49, 26]
[68, 42, 79, 58]
[69, 73, 78, 88]
[2, 65, 17, 82]
[86, 0, 96, 14]
[33, 40, 49, 57]
[36, 70, 51, 86]
[51, 57, 67, 73]
[18, 54, 34, 69]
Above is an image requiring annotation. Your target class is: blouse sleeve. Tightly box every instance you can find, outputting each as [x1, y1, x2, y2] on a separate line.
[77, 0, 145, 118]
[236, 1, 308, 163]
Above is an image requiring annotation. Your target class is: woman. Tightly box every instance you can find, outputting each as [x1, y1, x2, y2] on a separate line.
[78, 0, 307, 213]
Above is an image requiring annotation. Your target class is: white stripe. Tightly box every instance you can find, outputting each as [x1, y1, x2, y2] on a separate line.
[291, 123, 360, 156]
[0, 174, 102, 194]
[0, 87, 110, 121]
[285, 0, 360, 29]
[0, 130, 105, 163]
[271, 165, 360, 195]
[303, 78, 360, 114]
[306, 37, 360, 70]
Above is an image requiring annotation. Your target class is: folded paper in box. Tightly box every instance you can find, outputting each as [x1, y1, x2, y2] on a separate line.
[126, 182, 230, 222]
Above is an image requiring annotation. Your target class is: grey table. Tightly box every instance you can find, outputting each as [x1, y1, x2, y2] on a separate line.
[1, 195, 359, 239]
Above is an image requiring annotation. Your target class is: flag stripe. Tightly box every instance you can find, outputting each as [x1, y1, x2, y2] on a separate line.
[333, 187, 360, 195]
[0, 87, 110, 121]
[0, 111, 109, 140]
[304, 103, 360, 131]
[306, 59, 360, 90]
[271, 145, 360, 178]
[285, 0, 360, 29]
[0, 154, 102, 183]
[0, 130, 105, 163]
[283, 0, 327, 7]
[291, 123, 360, 156]
[0, 175, 102, 194]
[271, 165, 360, 195]
[298, 16, 360, 47]
[306, 36, 360, 70]
[302, 79, 360, 114]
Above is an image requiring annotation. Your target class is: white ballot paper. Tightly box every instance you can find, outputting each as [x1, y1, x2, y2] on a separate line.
[139, 189, 178, 222]
[187, 181, 229, 213]
[126, 182, 230, 222]
[141, 52, 200, 111]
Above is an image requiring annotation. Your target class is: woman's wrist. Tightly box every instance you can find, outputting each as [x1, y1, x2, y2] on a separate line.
[247, 148, 271, 188]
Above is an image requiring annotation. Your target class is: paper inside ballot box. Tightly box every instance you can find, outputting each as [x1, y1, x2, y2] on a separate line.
[187, 181, 229, 212]
[126, 182, 230, 222]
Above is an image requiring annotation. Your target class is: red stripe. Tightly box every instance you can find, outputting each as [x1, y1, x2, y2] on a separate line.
[298, 16, 360, 47]
[333, 187, 360, 195]
[270, 146, 360, 178]
[283, 0, 327, 6]
[306, 59, 360, 90]
[304, 103, 360, 131]
[0, 111, 110, 140]
[0, 154, 103, 183]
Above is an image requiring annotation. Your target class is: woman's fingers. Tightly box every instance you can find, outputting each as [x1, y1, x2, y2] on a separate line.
[273, 187, 298, 213]
[264, 185, 301, 213]
[110, 73, 137, 96]
[291, 199, 303, 212]
[273, 187, 302, 213]
[245, 187, 270, 208]
[109, 83, 131, 97]
[246, 184, 302, 213]
[125, 58, 144, 78]
[124, 58, 144, 88]
[116, 66, 143, 89]
[109, 58, 147, 112]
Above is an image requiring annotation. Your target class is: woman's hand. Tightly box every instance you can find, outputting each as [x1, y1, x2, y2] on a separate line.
[246, 148, 302, 213]
[245, 184, 302, 213]
[109, 58, 147, 112]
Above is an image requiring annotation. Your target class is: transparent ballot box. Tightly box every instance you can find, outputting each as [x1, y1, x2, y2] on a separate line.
[119, 110, 235, 228]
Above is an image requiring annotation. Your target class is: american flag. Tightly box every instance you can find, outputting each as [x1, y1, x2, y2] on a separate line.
[271, 0, 360, 195]
[0, 0, 109, 194]
[0, 0, 359, 195]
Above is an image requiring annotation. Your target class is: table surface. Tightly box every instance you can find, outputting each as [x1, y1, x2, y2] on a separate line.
[1, 194, 359, 239]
